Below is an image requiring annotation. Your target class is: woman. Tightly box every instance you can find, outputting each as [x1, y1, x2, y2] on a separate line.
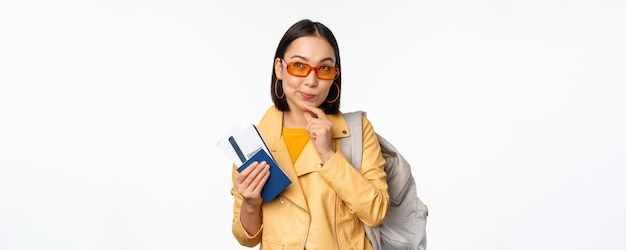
[230, 19, 390, 249]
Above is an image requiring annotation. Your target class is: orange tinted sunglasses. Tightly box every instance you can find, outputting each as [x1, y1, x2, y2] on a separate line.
[282, 59, 339, 80]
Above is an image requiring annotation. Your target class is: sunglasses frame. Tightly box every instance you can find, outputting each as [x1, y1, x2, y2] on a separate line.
[281, 59, 339, 80]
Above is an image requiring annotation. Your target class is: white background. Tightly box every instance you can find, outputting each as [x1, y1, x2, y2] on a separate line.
[1, 1, 625, 249]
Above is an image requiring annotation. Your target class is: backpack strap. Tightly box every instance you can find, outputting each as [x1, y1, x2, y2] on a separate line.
[341, 111, 384, 250]
[341, 111, 365, 171]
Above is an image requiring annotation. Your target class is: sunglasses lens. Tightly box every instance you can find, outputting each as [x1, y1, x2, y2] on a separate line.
[316, 66, 337, 80]
[287, 62, 311, 77]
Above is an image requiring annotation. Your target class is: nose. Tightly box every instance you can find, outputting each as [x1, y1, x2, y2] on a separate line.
[303, 69, 318, 87]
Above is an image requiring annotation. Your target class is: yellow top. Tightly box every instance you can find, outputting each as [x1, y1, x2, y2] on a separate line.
[282, 127, 310, 163]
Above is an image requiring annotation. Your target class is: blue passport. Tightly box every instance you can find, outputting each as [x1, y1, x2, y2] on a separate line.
[237, 149, 291, 202]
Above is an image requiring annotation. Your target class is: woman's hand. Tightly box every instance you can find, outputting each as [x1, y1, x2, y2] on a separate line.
[235, 161, 270, 209]
[303, 105, 335, 162]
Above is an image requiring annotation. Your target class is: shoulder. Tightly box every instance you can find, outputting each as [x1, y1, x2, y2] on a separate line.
[258, 106, 282, 127]
[256, 106, 283, 147]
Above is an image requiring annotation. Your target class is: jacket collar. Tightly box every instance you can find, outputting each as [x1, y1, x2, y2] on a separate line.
[257, 106, 351, 148]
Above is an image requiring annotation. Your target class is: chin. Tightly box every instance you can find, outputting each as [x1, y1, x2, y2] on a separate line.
[309, 101, 324, 108]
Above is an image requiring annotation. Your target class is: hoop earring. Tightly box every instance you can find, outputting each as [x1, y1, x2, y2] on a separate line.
[274, 79, 284, 99]
[325, 82, 340, 104]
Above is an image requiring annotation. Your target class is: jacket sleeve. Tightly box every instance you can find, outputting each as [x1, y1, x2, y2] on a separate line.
[230, 165, 263, 247]
[317, 116, 390, 227]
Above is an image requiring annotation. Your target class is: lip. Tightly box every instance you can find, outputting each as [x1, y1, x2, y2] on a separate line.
[300, 92, 316, 100]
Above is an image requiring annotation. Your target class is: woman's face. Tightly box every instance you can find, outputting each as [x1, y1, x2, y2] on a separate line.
[275, 36, 337, 113]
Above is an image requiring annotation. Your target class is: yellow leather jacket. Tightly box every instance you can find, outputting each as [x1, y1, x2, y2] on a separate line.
[231, 106, 390, 249]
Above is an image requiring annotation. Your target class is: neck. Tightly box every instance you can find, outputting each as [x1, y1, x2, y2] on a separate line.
[283, 110, 308, 128]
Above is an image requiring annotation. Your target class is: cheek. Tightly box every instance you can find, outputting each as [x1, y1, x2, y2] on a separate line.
[281, 77, 300, 91]
[319, 81, 334, 95]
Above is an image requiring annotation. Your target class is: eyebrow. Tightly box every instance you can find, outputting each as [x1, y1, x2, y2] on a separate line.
[289, 55, 335, 64]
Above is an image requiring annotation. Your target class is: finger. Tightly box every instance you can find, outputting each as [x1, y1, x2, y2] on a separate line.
[240, 162, 264, 186]
[251, 162, 269, 185]
[303, 104, 327, 121]
[253, 165, 270, 194]
[237, 161, 258, 185]
[240, 161, 258, 175]
[246, 162, 269, 197]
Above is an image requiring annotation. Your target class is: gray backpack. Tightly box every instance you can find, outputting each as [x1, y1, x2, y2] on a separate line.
[341, 111, 429, 250]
